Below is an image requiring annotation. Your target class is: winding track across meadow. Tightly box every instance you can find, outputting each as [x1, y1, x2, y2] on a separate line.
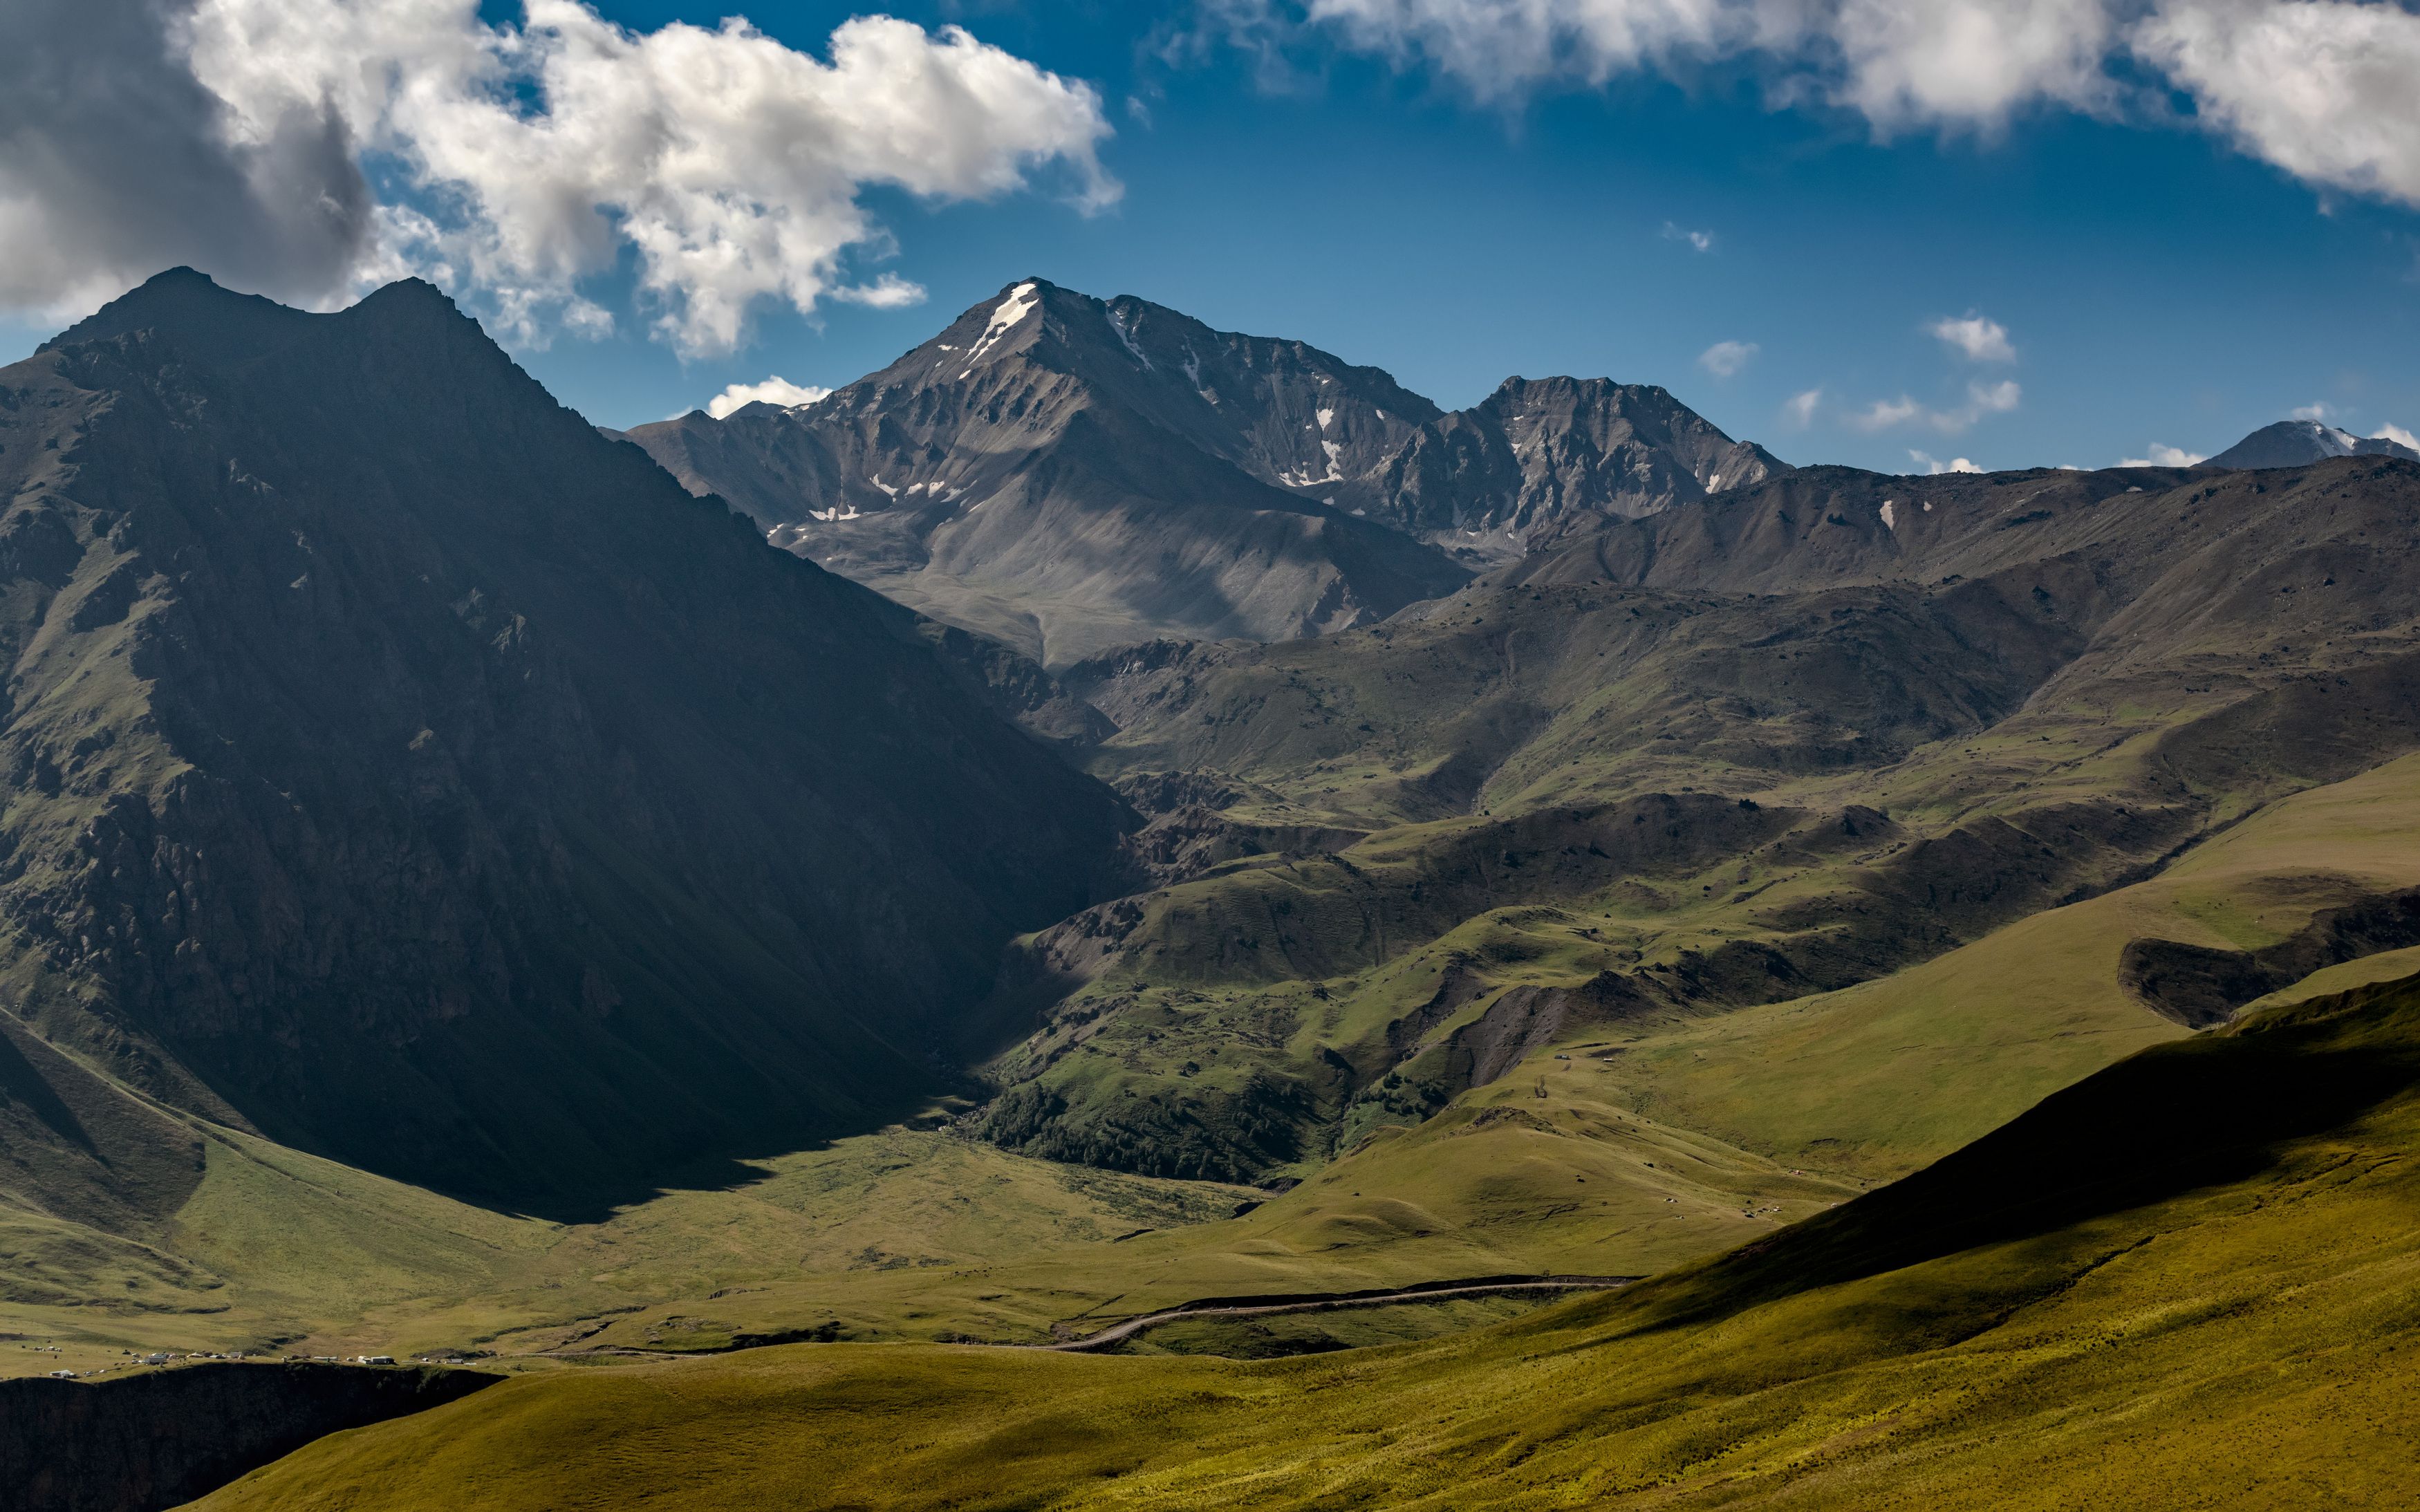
[1038, 1275, 1639, 1353]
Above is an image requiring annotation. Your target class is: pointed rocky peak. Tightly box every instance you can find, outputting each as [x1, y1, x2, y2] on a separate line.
[1476, 373, 1787, 496]
[921, 276, 1057, 376]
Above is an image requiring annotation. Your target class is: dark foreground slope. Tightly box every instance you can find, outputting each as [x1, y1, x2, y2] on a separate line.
[0, 270, 1126, 1214]
[195, 969, 2420, 1510]
[6, 1362, 493, 1512]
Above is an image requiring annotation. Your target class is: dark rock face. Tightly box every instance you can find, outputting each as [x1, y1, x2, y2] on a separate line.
[622, 279, 1784, 664]
[0, 269, 1128, 1214]
[1357, 375, 1786, 556]
[2208, 418, 2420, 469]
[3, 1362, 495, 1512]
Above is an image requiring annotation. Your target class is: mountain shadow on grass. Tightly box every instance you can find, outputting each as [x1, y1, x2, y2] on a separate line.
[2121, 886, 2420, 1027]
[1633, 971, 2420, 1332]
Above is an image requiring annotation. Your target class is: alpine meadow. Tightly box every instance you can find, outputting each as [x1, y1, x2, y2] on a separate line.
[6, 1, 2420, 1508]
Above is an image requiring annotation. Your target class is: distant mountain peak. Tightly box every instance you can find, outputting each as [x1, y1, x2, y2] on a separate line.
[2209, 418, 2420, 469]
[624, 277, 1791, 660]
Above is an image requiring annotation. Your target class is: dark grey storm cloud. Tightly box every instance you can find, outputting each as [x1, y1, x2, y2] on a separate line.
[0, 0, 375, 314]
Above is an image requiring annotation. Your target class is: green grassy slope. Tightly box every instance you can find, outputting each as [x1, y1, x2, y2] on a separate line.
[23, 742, 2420, 1378]
[989, 458, 2420, 1189]
[197, 968, 2420, 1511]
[0, 1117, 1249, 1377]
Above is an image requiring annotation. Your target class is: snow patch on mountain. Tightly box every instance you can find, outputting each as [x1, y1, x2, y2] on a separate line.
[958, 282, 1039, 377]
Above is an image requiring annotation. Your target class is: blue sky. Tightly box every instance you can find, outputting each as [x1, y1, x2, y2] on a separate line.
[8, 0, 2418, 474]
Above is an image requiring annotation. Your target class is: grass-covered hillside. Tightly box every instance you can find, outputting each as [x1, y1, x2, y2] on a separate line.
[197, 967, 2420, 1510]
[14, 745, 2418, 1385]
[980, 456, 2420, 1188]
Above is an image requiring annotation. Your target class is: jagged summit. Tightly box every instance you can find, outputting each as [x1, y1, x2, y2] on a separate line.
[626, 279, 1475, 666]
[625, 277, 1787, 663]
[2209, 418, 2420, 469]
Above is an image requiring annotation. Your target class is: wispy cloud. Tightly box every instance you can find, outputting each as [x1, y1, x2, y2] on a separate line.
[1662, 222, 1715, 253]
[1697, 339, 1758, 378]
[1850, 380, 2021, 436]
[1202, 1, 2420, 214]
[2378, 423, 2420, 450]
[1852, 396, 1924, 433]
[1928, 312, 2016, 363]
[1781, 387, 1823, 429]
[2289, 402, 2331, 421]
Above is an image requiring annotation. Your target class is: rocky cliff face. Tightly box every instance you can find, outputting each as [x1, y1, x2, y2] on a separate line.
[624, 280, 1785, 663]
[1358, 375, 1787, 557]
[0, 270, 1129, 1214]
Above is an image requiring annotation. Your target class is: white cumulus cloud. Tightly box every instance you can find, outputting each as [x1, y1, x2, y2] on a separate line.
[1928, 311, 2016, 362]
[2118, 442, 2206, 467]
[1698, 339, 1759, 377]
[2134, 0, 2420, 208]
[705, 376, 832, 419]
[1909, 449, 1982, 474]
[3, 0, 1115, 354]
[1827, 0, 2119, 127]
[2376, 423, 2420, 451]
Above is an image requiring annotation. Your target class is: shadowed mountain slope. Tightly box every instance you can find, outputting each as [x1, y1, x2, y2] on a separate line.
[623, 280, 1783, 663]
[0, 269, 1128, 1216]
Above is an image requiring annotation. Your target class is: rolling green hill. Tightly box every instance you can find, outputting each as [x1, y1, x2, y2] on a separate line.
[194, 966, 2420, 1510]
[978, 455, 2420, 1189]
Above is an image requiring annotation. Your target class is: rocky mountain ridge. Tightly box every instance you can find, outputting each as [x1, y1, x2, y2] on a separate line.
[625, 279, 1784, 664]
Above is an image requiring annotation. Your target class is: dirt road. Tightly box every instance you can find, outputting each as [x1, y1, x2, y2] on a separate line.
[1041, 1274, 1637, 1353]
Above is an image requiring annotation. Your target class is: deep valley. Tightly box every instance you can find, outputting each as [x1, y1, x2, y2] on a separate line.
[8, 271, 2419, 1512]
